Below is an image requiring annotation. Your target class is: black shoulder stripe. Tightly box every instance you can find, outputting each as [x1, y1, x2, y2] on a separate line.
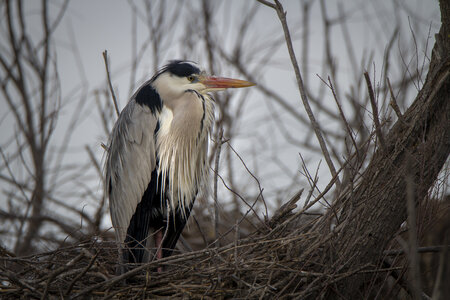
[135, 84, 162, 113]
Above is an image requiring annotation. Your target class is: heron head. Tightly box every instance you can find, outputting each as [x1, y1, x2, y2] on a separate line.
[153, 60, 255, 99]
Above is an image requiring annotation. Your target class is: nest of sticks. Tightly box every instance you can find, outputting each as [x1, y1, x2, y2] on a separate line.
[0, 191, 442, 299]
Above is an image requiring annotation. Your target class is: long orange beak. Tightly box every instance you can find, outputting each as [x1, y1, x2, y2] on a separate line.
[200, 76, 255, 89]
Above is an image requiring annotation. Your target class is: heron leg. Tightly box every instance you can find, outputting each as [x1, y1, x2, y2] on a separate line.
[155, 230, 163, 272]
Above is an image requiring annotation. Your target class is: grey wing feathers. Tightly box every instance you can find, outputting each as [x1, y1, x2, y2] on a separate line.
[105, 100, 158, 245]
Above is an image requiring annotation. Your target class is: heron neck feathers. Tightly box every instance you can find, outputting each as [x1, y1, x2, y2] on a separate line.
[155, 94, 213, 217]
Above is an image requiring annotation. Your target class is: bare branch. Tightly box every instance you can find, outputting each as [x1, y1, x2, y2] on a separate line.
[213, 128, 224, 246]
[267, 0, 341, 188]
[364, 71, 386, 151]
[102, 50, 120, 117]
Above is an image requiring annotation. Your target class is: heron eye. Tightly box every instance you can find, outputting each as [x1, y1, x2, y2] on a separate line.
[187, 75, 195, 82]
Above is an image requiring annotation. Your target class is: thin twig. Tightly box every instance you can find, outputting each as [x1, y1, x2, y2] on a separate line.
[324, 75, 359, 157]
[65, 250, 99, 295]
[0, 266, 43, 298]
[261, 0, 340, 188]
[256, 0, 276, 9]
[384, 245, 450, 256]
[213, 128, 224, 246]
[268, 189, 303, 228]
[41, 251, 86, 299]
[192, 215, 209, 247]
[102, 50, 120, 117]
[364, 71, 386, 151]
[387, 77, 404, 121]
[226, 141, 268, 219]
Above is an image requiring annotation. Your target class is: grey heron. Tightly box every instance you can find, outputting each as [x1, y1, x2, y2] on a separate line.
[105, 60, 254, 272]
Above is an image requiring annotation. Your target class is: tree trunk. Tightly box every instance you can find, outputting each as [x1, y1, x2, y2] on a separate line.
[329, 1, 450, 297]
